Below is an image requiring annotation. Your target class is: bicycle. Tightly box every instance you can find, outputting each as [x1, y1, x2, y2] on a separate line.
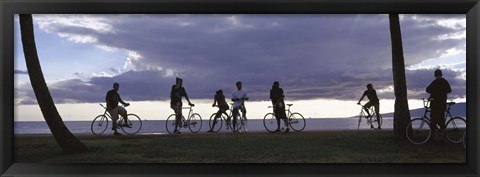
[165, 106, 202, 134]
[356, 103, 382, 130]
[405, 98, 466, 145]
[208, 105, 233, 132]
[263, 104, 306, 132]
[209, 103, 248, 133]
[91, 103, 142, 135]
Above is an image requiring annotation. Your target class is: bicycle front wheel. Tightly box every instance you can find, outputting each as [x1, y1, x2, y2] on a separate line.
[237, 116, 247, 132]
[263, 113, 277, 132]
[406, 118, 431, 145]
[209, 113, 223, 132]
[188, 113, 202, 133]
[445, 117, 466, 144]
[120, 114, 142, 135]
[165, 114, 178, 134]
[91, 115, 109, 135]
[289, 113, 306, 132]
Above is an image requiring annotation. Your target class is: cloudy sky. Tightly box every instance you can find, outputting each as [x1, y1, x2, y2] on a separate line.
[14, 14, 466, 121]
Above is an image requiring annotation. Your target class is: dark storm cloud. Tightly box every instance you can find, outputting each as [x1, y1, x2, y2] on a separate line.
[15, 14, 466, 104]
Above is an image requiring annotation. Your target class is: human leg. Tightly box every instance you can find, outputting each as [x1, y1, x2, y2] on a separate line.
[374, 104, 381, 129]
[108, 108, 121, 135]
[232, 107, 239, 132]
[364, 102, 372, 117]
[171, 105, 182, 133]
[273, 107, 281, 132]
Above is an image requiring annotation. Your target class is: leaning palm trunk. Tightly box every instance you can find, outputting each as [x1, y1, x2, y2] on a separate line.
[19, 14, 88, 153]
[389, 14, 411, 140]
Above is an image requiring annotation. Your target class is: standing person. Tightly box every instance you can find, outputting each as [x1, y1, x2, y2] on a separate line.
[208, 90, 229, 133]
[170, 77, 194, 134]
[357, 83, 381, 130]
[231, 81, 248, 132]
[270, 81, 289, 133]
[105, 82, 130, 136]
[426, 69, 452, 142]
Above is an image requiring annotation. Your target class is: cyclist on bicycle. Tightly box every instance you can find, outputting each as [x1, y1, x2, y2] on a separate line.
[170, 77, 194, 134]
[270, 81, 289, 133]
[105, 82, 130, 136]
[426, 69, 451, 142]
[231, 81, 248, 132]
[208, 89, 229, 133]
[357, 83, 381, 130]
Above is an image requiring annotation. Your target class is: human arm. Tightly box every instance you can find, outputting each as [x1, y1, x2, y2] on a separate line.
[182, 87, 194, 106]
[357, 92, 366, 105]
[117, 93, 129, 106]
[212, 95, 217, 107]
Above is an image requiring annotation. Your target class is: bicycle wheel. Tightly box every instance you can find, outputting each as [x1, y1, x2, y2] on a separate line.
[445, 117, 466, 144]
[165, 114, 178, 134]
[188, 113, 202, 133]
[209, 113, 223, 133]
[289, 113, 306, 132]
[91, 115, 109, 135]
[406, 118, 431, 145]
[263, 113, 277, 132]
[370, 113, 383, 129]
[237, 116, 247, 132]
[120, 114, 142, 135]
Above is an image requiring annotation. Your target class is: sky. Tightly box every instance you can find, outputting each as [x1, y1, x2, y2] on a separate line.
[14, 14, 466, 121]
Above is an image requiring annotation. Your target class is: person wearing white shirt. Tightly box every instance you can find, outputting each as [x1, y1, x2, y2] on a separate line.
[231, 81, 248, 132]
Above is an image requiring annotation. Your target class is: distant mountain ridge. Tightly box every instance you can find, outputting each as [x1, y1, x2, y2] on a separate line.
[381, 102, 466, 118]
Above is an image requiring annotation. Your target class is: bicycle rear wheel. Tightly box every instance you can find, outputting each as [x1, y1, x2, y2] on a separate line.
[406, 118, 431, 145]
[289, 113, 306, 132]
[209, 113, 224, 132]
[165, 114, 179, 134]
[188, 113, 202, 133]
[263, 113, 277, 133]
[445, 117, 466, 144]
[91, 115, 109, 135]
[120, 114, 142, 135]
[370, 113, 383, 129]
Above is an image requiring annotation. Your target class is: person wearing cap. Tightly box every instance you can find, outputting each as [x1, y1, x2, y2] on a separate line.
[105, 82, 130, 136]
[357, 83, 381, 130]
[170, 77, 194, 134]
[208, 89, 229, 133]
[270, 81, 289, 133]
[426, 69, 452, 143]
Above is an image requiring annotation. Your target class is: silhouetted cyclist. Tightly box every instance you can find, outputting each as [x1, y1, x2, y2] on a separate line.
[270, 81, 289, 133]
[426, 69, 451, 143]
[231, 81, 248, 132]
[105, 82, 130, 136]
[357, 83, 381, 130]
[208, 89, 229, 133]
[170, 77, 194, 134]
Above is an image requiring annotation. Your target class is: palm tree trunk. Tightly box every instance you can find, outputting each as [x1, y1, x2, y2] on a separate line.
[19, 14, 88, 153]
[389, 14, 411, 140]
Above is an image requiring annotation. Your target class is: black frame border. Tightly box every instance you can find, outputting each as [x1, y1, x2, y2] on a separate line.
[1, 0, 479, 176]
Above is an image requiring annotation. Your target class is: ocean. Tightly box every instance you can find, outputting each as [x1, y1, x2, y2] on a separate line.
[14, 117, 396, 135]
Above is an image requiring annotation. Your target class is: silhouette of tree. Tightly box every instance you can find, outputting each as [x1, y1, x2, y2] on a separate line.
[389, 14, 411, 140]
[19, 14, 88, 153]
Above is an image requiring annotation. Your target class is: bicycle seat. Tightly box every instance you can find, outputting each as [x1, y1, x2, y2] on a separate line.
[287, 104, 293, 107]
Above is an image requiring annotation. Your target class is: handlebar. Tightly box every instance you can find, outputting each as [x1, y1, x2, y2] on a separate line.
[99, 103, 130, 110]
